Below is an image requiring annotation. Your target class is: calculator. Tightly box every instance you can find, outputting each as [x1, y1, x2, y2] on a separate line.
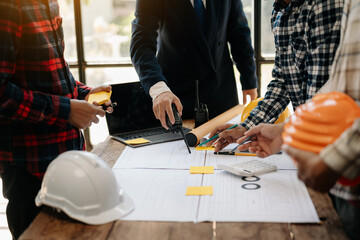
[217, 160, 277, 177]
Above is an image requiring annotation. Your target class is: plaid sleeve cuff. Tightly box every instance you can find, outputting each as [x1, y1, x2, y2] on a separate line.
[50, 95, 71, 127]
[320, 119, 360, 179]
[76, 81, 91, 100]
[241, 116, 260, 130]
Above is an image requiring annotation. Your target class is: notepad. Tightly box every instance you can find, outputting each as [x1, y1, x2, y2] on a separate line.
[190, 166, 214, 174]
[87, 90, 112, 105]
[124, 138, 151, 145]
[186, 186, 213, 196]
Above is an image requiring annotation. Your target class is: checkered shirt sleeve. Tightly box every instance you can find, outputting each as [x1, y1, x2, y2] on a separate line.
[242, 0, 343, 129]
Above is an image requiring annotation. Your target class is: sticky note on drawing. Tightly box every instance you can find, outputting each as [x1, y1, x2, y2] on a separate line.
[186, 186, 213, 196]
[87, 90, 112, 105]
[195, 146, 215, 151]
[124, 138, 150, 145]
[190, 166, 214, 174]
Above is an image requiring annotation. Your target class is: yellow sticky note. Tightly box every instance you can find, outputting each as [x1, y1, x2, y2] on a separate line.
[195, 146, 215, 151]
[190, 166, 214, 174]
[186, 186, 213, 196]
[124, 138, 150, 145]
[87, 90, 112, 105]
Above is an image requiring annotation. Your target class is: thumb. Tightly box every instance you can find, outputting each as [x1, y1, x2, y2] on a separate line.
[99, 85, 112, 92]
[236, 135, 249, 144]
[92, 85, 112, 94]
[244, 125, 262, 137]
[173, 97, 183, 116]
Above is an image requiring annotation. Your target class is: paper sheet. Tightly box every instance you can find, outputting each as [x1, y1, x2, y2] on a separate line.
[205, 148, 297, 170]
[114, 141, 295, 170]
[113, 169, 201, 222]
[113, 141, 204, 169]
[112, 168, 319, 223]
[197, 170, 319, 223]
[111, 127, 317, 223]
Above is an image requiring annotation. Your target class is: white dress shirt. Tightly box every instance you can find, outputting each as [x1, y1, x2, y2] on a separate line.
[190, 0, 207, 8]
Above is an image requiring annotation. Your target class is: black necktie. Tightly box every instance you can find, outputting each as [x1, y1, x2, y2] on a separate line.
[194, 0, 205, 31]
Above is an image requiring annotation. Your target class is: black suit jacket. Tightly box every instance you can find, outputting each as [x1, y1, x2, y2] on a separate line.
[130, 0, 257, 118]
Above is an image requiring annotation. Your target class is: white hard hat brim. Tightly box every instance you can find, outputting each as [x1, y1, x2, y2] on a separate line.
[35, 191, 135, 225]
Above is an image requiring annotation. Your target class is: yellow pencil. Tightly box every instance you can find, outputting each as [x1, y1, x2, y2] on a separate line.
[215, 151, 257, 157]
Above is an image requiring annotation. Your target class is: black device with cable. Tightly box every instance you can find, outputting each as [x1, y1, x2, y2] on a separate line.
[194, 80, 209, 128]
[166, 104, 191, 154]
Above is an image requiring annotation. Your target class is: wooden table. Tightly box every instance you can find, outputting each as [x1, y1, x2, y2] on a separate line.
[20, 121, 349, 240]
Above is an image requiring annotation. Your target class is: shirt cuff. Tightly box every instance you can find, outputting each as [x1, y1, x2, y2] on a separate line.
[52, 95, 71, 128]
[149, 81, 172, 100]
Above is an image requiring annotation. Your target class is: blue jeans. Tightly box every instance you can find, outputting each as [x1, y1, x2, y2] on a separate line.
[330, 193, 360, 240]
[1, 166, 42, 240]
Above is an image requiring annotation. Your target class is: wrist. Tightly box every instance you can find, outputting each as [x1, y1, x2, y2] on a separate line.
[149, 81, 172, 100]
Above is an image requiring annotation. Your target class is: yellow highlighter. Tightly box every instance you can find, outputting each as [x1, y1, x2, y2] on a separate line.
[87, 90, 112, 105]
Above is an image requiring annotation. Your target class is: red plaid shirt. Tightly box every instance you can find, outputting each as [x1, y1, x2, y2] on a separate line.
[0, 0, 91, 179]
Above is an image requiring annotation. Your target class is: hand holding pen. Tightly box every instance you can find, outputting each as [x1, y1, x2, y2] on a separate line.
[234, 122, 285, 158]
[203, 123, 248, 152]
[199, 123, 238, 146]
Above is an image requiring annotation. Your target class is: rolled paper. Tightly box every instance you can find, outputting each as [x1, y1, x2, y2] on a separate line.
[185, 104, 244, 146]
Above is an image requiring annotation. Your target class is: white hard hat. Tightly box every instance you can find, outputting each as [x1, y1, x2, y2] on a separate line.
[35, 150, 134, 225]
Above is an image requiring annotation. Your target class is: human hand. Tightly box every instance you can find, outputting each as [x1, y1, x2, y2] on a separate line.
[153, 91, 182, 129]
[85, 85, 114, 113]
[282, 145, 340, 192]
[242, 88, 258, 105]
[207, 124, 247, 152]
[236, 123, 284, 158]
[68, 99, 105, 129]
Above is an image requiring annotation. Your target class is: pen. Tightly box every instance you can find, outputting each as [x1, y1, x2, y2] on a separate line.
[230, 134, 256, 152]
[214, 151, 257, 157]
[198, 124, 238, 146]
[230, 117, 276, 152]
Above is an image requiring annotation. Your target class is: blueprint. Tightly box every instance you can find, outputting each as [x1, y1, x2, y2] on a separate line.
[198, 170, 319, 223]
[113, 169, 200, 222]
[205, 147, 297, 170]
[112, 140, 319, 223]
[113, 141, 202, 169]
[112, 168, 319, 223]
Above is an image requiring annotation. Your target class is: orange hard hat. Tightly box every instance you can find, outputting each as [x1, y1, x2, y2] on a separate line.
[241, 98, 291, 124]
[282, 92, 360, 186]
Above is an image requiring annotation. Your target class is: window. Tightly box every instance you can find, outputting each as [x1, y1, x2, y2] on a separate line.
[59, 0, 276, 147]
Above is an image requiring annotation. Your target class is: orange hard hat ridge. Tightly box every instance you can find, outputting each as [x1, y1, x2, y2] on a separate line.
[282, 92, 360, 186]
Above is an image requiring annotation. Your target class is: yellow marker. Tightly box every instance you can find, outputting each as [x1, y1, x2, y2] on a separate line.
[195, 146, 215, 151]
[87, 90, 112, 105]
[124, 138, 150, 145]
[186, 186, 213, 196]
[190, 166, 214, 174]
